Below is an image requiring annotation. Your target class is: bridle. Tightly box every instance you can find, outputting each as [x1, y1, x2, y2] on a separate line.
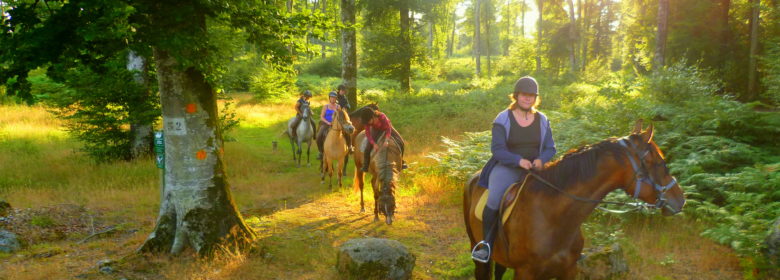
[618, 137, 678, 211]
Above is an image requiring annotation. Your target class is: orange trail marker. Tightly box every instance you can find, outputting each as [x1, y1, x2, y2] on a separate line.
[186, 103, 197, 114]
[196, 150, 207, 160]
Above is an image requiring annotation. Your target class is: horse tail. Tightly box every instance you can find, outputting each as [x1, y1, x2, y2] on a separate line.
[352, 168, 362, 192]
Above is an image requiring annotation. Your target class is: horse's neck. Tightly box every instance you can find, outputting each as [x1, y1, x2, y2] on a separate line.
[546, 158, 629, 228]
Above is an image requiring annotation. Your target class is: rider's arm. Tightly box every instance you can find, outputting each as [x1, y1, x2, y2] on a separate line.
[382, 114, 392, 142]
[491, 124, 522, 167]
[295, 102, 302, 114]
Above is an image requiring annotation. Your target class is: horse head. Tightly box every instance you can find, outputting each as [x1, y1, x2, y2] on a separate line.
[300, 103, 311, 120]
[336, 108, 355, 135]
[378, 162, 397, 225]
[620, 120, 685, 216]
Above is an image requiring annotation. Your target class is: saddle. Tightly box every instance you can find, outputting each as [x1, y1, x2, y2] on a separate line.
[475, 174, 532, 224]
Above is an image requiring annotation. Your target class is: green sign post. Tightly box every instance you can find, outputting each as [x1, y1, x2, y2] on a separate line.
[154, 131, 164, 169]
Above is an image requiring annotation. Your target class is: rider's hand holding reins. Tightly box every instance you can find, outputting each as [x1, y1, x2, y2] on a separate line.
[532, 159, 543, 171]
[519, 159, 532, 170]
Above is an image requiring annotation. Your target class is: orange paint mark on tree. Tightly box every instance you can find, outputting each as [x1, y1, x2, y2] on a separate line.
[186, 103, 197, 114]
[196, 150, 207, 160]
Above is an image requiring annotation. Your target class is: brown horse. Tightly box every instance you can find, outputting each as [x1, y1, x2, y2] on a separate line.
[353, 131, 402, 225]
[321, 108, 354, 189]
[343, 104, 379, 174]
[463, 121, 685, 280]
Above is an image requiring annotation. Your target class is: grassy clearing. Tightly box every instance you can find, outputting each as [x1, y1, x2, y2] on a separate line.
[0, 89, 744, 279]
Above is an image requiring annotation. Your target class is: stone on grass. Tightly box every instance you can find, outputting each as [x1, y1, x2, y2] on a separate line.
[0, 230, 21, 253]
[336, 238, 415, 280]
[578, 243, 629, 280]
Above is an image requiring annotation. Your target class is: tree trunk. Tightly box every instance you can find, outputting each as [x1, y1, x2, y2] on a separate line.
[447, 10, 457, 57]
[139, 47, 255, 256]
[718, 0, 731, 70]
[127, 51, 153, 159]
[400, 5, 412, 93]
[653, 0, 669, 71]
[475, 0, 482, 76]
[521, 0, 526, 37]
[567, 0, 578, 72]
[341, 0, 358, 106]
[322, 0, 328, 58]
[747, 0, 761, 100]
[581, 0, 589, 71]
[486, 0, 492, 77]
[536, 0, 543, 73]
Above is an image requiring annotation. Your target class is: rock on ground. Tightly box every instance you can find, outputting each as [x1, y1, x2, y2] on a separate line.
[578, 243, 629, 280]
[336, 238, 415, 280]
[0, 230, 21, 253]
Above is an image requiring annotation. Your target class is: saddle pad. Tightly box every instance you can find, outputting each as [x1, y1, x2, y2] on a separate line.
[475, 174, 531, 224]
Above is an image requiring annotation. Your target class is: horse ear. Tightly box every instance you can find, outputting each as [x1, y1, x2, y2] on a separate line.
[642, 123, 655, 143]
[632, 119, 644, 134]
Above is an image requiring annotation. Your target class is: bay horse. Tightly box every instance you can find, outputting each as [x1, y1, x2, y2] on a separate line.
[463, 121, 685, 280]
[321, 108, 355, 189]
[353, 130, 402, 225]
[285, 102, 314, 167]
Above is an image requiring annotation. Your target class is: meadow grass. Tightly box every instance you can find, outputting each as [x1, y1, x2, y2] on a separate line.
[0, 86, 745, 279]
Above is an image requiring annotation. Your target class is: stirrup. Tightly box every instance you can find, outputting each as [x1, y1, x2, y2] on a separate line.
[471, 241, 491, 263]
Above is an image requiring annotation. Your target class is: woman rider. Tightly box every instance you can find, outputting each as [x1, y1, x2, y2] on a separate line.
[359, 108, 407, 172]
[317, 91, 341, 160]
[471, 76, 557, 263]
[290, 90, 316, 139]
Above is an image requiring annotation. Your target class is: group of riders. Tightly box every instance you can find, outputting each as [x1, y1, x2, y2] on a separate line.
[289, 84, 406, 172]
[289, 76, 552, 264]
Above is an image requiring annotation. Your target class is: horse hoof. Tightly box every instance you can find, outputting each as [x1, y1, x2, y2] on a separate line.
[360, 208, 365, 213]
[374, 217, 379, 222]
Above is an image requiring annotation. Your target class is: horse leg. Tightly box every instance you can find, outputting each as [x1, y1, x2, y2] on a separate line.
[494, 263, 507, 280]
[296, 139, 303, 168]
[337, 156, 345, 188]
[306, 141, 311, 167]
[474, 260, 492, 280]
[372, 177, 379, 222]
[342, 154, 349, 175]
[357, 170, 365, 212]
[512, 265, 536, 280]
[289, 135, 296, 162]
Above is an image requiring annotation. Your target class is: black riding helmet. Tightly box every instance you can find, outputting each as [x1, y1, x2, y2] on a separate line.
[303, 90, 312, 97]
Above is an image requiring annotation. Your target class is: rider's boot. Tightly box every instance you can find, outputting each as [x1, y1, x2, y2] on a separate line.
[471, 206, 499, 263]
[361, 146, 372, 172]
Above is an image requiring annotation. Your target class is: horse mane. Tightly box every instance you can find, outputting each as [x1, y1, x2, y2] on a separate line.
[349, 104, 379, 119]
[527, 136, 632, 195]
[374, 133, 400, 193]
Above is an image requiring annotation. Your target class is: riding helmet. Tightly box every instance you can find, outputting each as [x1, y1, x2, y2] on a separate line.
[328, 91, 338, 98]
[514, 76, 539, 95]
[303, 90, 312, 97]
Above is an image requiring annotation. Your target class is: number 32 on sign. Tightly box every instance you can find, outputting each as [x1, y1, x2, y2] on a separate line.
[165, 118, 187, 135]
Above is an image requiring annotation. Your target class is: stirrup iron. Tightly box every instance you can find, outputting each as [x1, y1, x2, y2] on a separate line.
[471, 241, 491, 263]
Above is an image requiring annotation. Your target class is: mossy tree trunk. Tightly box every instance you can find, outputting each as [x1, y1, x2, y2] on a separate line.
[138, 47, 255, 256]
[341, 0, 358, 107]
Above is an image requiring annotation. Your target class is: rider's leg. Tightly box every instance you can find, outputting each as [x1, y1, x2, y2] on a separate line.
[471, 164, 525, 263]
[361, 142, 372, 172]
[291, 115, 302, 137]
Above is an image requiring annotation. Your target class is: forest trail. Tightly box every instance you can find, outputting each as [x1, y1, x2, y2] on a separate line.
[0, 98, 745, 279]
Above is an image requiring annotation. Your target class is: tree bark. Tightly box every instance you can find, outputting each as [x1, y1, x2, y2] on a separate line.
[475, 0, 482, 76]
[139, 47, 255, 256]
[567, 0, 578, 72]
[747, 0, 761, 100]
[399, 5, 412, 93]
[536, 0, 543, 73]
[653, 0, 669, 71]
[341, 0, 357, 106]
[127, 51, 153, 159]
